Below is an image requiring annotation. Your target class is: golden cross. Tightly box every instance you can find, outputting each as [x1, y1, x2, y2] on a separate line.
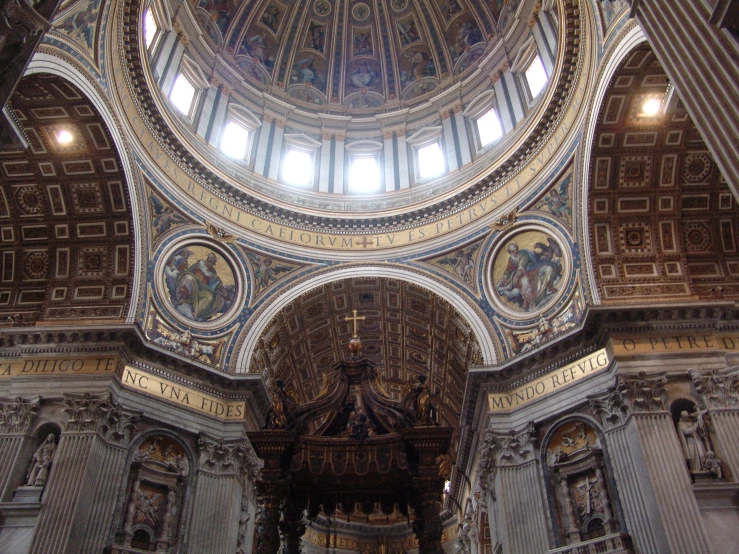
[344, 309, 365, 338]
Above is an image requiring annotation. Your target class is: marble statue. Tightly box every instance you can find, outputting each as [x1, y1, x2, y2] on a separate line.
[25, 433, 56, 486]
[677, 410, 710, 473]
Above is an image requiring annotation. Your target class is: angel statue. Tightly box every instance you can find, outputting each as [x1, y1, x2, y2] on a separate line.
[26, 433, 56, 487]
[677, 409, 715, 475]
[403, 374, 439, 426]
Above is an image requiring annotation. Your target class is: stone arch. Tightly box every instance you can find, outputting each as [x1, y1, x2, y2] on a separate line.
[578, 23, 647, 305]
[235, 264, 498, 372]
[26, 52, 144, 323]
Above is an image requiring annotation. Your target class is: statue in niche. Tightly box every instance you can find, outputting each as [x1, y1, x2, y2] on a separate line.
[403, 374, 439, 426]
[25, 433, 56, 487]
[236, 497, 251, 554]
[677, 409, 716, 475]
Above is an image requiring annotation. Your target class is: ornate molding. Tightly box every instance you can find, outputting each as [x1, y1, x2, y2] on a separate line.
[0, 396, 40, 435]
[589, 387, 630, 430]
[618, 372, 668, 413]
[63, 392, 115, 433]
[689, 367, 739, 410]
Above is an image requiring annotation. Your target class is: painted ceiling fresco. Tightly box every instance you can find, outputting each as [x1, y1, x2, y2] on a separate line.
[193, 0, 522, 106]
[0, 74, 134, 325]
[249, 277, 483, 435]
[588, 45, 739, 303]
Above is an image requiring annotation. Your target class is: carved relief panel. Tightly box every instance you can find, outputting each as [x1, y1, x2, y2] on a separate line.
[115, 436, 190, 553]
[544, 421, 619, 546]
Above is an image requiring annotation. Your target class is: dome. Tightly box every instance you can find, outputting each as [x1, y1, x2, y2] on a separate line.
[191, 0, 528, 112]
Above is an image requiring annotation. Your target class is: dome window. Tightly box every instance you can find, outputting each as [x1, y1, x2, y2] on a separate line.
[219, 105, 261, 163]
[283, 149, 313, 187]
[144, 8, 158, 49]
[281, 134, 321, 188]
[417, 142, 444, 180]
[346, 140, 383, 194]
[170, 74, 197, 118]
[407, 127, 446, 183]
[477, 107, 503, 148]
[525, 55, 549, 99]
[221, 120, 250, 160]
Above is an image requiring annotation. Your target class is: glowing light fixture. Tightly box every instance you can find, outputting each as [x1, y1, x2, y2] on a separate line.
[56, 130, 73, 144]
[642, 98, 662, 116]
[417, 142, 444, 179]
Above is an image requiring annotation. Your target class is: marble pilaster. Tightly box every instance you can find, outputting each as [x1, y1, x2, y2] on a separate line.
[589, 388, 670, 554]
[620, 373, 713, 554]
[0, 397, 39, 500]
[29, 393, 124, 554]
[689, 367, 739, 480]
[187, 435, 254, 554]
[478, 424, 549, 554]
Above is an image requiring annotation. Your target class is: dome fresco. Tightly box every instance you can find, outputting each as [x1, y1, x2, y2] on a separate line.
[192, 0, 522, 111]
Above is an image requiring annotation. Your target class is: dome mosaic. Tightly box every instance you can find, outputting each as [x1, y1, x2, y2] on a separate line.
[192, 0, 526, 111]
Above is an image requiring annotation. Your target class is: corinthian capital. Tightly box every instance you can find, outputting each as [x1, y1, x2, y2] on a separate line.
[618, 371, 668, 413]
[589, 387, 630, 430]
[63, 392, 114, 433]
[689, 367, 739, 409]
[197, 434, 254, 476]
[479, 423, 536, 468]
[0, 396, 40, 435]
[98, 401, 139, 446]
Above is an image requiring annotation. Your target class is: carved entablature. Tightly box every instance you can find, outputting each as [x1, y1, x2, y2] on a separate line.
[689, 367, 739, 410]
[63, 393, 116, 433]
[0, 396, 40, 435]
[197, 435, 254, 476]
[618, 372, 668, 413]
[588, 388, 630, 431]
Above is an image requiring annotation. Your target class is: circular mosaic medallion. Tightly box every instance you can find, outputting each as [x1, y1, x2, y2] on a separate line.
[352, 2, 370, 20]
[488, 227, 569, 319]
[313, 0, 331, 17]
[157, 240, 245, 329]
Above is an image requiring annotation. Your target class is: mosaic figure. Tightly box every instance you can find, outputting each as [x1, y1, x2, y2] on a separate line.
[494, 231, 564, 312]
[164, 245, 236, 322]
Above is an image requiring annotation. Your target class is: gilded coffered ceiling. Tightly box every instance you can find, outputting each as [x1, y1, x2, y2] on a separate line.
[249, 277, 482, 434]
[588, 44, 739, 303]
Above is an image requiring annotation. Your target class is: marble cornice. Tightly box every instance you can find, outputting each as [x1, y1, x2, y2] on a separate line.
[118, 0, 583, 232]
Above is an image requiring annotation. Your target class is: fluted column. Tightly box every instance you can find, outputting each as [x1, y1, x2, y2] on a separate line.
[690, 367, 739, 480]
[267, 119, 285, 181]
[632, 0, 739, 199]
[589, 388, 670, 554]
[0, 396, 40, 500]
[441, 112, 459, 172]
[491, 64, 515, 133]
[187, 435, 254, 554]
[29, 393, 123, 554]
[477, 424, 549, 554]
[620, 373, 713, 554]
